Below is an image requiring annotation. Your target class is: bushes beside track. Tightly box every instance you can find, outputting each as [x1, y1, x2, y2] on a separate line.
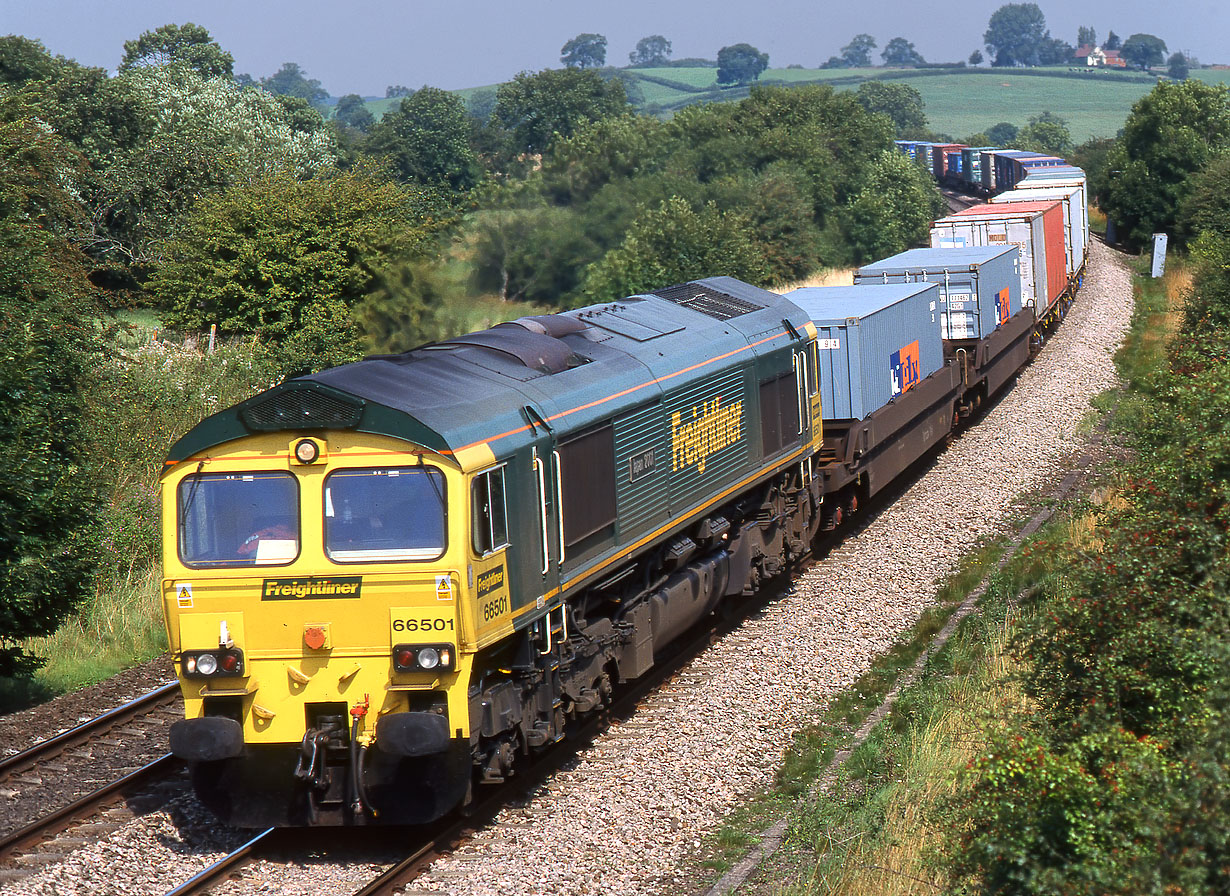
[946, 247, 1230, 893]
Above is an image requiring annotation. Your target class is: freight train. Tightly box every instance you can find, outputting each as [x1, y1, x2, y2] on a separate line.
[161, 150, 1090, 827]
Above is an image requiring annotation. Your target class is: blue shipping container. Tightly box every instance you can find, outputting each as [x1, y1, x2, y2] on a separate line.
[786, 283, 943, 421]
[853, 246, 1022, 341]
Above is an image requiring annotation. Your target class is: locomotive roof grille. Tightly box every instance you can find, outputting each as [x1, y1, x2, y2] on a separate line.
[239, 385, 365, 432]
[652, 283, 764, 320]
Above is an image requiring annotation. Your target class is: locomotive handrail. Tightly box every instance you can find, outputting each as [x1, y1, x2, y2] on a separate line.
[534, 450, 549, 575]
[552, 449, 565, 561]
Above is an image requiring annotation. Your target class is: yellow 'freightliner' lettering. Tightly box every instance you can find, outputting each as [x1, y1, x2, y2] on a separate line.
[670, 397, 743, 475]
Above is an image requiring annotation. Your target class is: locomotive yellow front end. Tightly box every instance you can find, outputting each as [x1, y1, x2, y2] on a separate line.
[162, 417, 482, 826]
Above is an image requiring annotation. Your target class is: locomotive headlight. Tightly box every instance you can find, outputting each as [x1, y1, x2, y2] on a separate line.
[181, 649, 244, 679]
[294, 438, 320, 464]
[393, 644, 455, 673]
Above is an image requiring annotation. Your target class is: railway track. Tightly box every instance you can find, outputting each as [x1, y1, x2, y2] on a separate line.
[0, 682, 184, 881]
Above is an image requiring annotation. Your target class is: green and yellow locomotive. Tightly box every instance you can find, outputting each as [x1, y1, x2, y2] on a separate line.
[162, 278, 824, 826]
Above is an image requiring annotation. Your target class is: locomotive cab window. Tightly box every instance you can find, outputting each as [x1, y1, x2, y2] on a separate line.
[324, 467, 446, 562]
[179, 472, 299, 567]
[471, 466, 509, 556]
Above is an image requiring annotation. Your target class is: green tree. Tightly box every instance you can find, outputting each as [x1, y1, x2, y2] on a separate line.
[260, 62, 329, 108]
[542, 113, 671, 205]
[119, 23, 233, 78]
[840, 149, 946, 263]
[1037, 37, 1074, 65]
[985, 3, 1049, 66]
[1016, 111, 1073, 156]
[1101, 79, 1230, 247]
[986, 121, 1019, 144]
[1177, 155, 1230, 241]
[1104, 31, 1122, 51]
[365, 86, 480, 192]
[582, 198, 769, 300]
[969, 49, 984, 66]
[1168, 52, 1191, 80]
[93, 65, 335, 267]
[0, 35, 65, 86]
[1121, 33, 1168, 70]
[153, 165, 446, 372]
[560, 33, 607, 69]
[855, 81, 927, 136]
[471, 203, 598, 304]
[333, 93, 375, 133]
[881, 37, 925, 66]
[493, 68, 628, 156]
[1076, 26, 1097, 47]
[716, 43, 769, 85]
[386, 85, 412, 98]
[629, 35, 672, 66]
[0, 120, 102, 675]
[839, 34, 877, 67]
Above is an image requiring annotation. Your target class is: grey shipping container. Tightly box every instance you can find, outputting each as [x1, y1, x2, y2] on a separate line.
[853, 246, 1022, 341]
[785, 283, 943, 421]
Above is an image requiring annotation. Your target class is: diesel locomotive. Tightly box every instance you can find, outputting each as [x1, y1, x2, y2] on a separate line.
[162, 160, 1089, 827]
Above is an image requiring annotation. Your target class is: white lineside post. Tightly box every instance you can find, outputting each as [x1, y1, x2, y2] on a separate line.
[208, 323, 217, 354]
[1152, 233, 1168, 278]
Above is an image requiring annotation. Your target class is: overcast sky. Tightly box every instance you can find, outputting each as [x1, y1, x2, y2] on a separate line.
[5, 0, 1223, 97]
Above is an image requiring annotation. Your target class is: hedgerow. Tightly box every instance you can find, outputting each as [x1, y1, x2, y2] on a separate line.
[948, 239, 1230, 894]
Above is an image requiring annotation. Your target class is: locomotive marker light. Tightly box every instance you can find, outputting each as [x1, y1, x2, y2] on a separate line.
[181, 648, 245, 679]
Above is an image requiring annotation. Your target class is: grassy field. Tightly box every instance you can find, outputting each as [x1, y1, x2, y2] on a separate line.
[900, 71, 1156, 141]
[620, 66, 1161, 140]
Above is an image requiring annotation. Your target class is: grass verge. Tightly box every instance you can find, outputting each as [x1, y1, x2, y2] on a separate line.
[695, 537, 1016, 883]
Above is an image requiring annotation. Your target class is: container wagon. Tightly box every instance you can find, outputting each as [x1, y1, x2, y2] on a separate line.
[785, 282, 960, 525]
[993, 186, 1087, 283]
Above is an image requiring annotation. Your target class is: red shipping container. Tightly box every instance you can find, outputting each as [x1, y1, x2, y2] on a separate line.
[929, 200, 1067, 318]
[930, 143, 966, 181]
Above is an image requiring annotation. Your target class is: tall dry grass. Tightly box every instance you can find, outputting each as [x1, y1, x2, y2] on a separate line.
[793, 617, 1025, 896]
[781, 268, 856, 291]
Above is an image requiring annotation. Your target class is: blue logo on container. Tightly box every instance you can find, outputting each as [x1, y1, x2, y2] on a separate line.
[890, 341, 921, 396]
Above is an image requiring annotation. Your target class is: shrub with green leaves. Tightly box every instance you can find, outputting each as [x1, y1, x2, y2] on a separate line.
[949, 209, 1230, 894]
[153, 164, 449, 374]
[0, 121, 103, 674]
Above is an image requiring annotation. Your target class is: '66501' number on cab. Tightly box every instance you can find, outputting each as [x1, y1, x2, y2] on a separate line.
[392, 618, 455, 633]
